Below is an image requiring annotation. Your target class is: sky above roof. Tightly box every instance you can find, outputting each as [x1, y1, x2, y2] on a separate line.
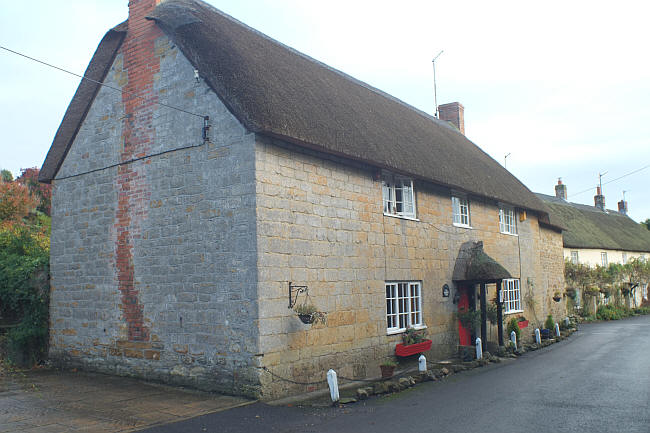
[1, 0, 649, 222]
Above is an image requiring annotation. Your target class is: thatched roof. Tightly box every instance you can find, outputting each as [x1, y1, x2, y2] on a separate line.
[39, 0, 553, 220]
[537, 193, 650, 252]
[452, 241, 512, 283]
[38, 22, 126, 183]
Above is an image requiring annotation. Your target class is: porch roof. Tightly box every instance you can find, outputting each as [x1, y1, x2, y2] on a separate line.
[452, 241, 512, 284]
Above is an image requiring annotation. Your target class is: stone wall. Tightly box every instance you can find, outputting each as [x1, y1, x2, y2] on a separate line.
[254, 137, 566, 398]
[49, 34, 261, 397]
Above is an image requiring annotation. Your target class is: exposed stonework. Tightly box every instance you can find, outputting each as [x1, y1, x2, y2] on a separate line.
[49, 34, 260, 397]
[254, 137, 566, 399]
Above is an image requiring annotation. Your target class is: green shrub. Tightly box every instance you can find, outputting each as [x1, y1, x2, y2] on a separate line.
[633, 307, 650, 315]
[544, 314, 554, 330]
[596, 305, 632, 321]
[0, 223, 50, 365]
[506, 318, 521, 343]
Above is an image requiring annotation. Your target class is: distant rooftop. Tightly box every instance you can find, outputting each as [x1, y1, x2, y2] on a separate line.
[537, 193, 650, 252]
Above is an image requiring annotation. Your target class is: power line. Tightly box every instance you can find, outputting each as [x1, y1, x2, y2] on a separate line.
[568, 164, 650, 198]
[0, 44, 206, 120]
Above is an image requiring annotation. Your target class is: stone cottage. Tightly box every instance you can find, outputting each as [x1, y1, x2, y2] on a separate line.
[539, 180, 650, 309]
[39, 0, 565, 399]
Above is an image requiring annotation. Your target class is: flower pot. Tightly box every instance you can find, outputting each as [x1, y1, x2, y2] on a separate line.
[395, 339, 432, 357]
[380, 365, 396, 378]
[298, 314, 314, 324]
[517, 320, 529, 329]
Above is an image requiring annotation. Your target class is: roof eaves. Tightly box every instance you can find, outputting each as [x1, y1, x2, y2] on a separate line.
[39, 22, 127, 183]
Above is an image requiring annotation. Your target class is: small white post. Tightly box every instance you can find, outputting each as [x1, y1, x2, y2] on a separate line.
[510, 330, 517, 350]
[475, 337, 483, 360]
[564, 317, 570, 327]
[535, 328, 541, 344]
[555, 323, 561, 337]
[418, 354, 427, 372]
[327, 369, 339, 403]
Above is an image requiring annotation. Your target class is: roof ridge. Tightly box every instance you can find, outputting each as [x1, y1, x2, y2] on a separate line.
[185, 0, 455, 133]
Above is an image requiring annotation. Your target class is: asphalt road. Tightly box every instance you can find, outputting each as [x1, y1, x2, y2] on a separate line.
[143, 315, 650, 433]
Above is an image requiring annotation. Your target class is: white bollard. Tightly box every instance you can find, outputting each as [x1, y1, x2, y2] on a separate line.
[475, 337, 483, 360]
[418, 354, 427, 372]
[555, 323, 561, 337]
[535, 328, 541, 344]
[510, 330, 517, 350]
[564, 317, 570, 327]
[327, 369, 339, 403]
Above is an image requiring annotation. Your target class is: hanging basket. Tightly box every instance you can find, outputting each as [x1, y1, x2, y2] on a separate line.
[298, 313, 314, 324]
[553, 296, 562, 302]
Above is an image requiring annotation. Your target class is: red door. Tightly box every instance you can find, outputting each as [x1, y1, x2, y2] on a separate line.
[458, 288, 471, 346]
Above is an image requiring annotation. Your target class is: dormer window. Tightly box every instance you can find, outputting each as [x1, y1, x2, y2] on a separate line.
[382, 175, 416, 219]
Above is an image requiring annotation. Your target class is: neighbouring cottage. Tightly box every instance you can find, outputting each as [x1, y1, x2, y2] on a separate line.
[39, 0, 566, 399]
[539, 180, 650, 310]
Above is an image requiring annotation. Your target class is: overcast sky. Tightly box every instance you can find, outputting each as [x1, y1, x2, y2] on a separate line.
[1, 0, 648, 222]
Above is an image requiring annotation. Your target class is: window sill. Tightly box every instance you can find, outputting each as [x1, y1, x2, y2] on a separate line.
[386, 324, 427, 336]
[500, 231, 518, 237]
[383, 212, 420, 222]
[453, 223, 472, 229]
[504, 310, 524, 315]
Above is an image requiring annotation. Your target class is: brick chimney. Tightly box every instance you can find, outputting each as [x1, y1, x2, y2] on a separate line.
[618, 199, 628, 215]
[438, 102, 465, 135]
[594, 186, 605, 211]
[555, 178, 567, 200]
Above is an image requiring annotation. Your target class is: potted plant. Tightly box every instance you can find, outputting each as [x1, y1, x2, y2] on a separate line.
[540, 314, 554, 339]
[517, 316, 529, 329]
[553, 291, 562, 302]
[380, 360, 398, 378]
[395, 328, 432, 356]
[506, 317, 521, 343]
[293, 303, 326, 325]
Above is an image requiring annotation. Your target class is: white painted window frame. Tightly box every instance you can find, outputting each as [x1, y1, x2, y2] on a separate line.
[452, 195, 471, 228]
[385, 281, 424, 334]
[382, 175, 416, 220]
[499, 206, 517, 235]
[601, 252, 608, 267]
[622, 252, 628, 264]
[502, 278, 522, 313]
[570, 251, 579, 264]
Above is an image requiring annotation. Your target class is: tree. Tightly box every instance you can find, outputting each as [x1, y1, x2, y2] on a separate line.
[642, 218, 650, 231]
[16, 167, 51, 216]
[1, 169, 13, 182]
[0, 171, 50, 365]
[0, 181, 37, 223]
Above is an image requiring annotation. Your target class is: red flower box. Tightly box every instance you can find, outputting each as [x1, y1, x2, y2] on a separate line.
[395, 339, 432, 357]
[517, 320, 529, 329]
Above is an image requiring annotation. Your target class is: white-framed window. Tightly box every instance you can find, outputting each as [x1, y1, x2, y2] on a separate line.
[601, 252, 608, 267]
[452, 196, 471, 227]
[502, 278, 522, 313]
[499, 206, 517, 235]
[382, 175, 416, 219]
[622, 252, 628, 264]
[570, 251, 579, 264]
[386, 281, 422, 333]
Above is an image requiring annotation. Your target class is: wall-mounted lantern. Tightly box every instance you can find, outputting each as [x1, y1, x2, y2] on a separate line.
[442, 284, 450, 298]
